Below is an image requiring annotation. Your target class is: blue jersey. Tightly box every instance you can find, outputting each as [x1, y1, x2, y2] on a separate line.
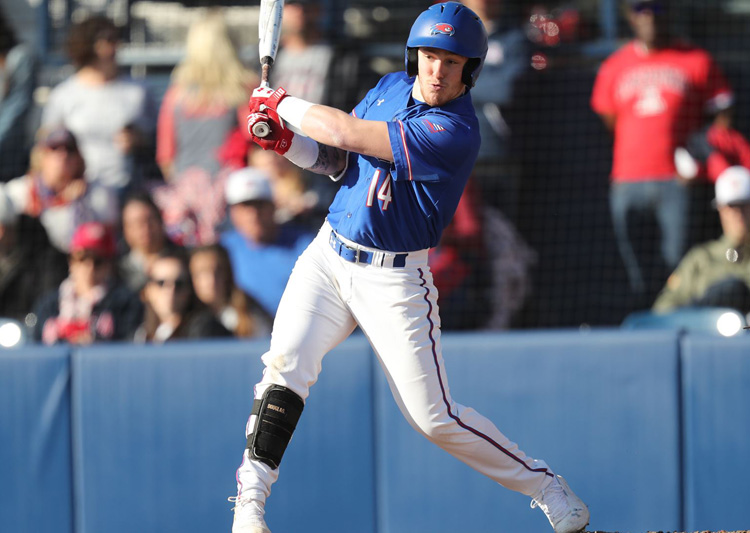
[327, 71, 480, 252]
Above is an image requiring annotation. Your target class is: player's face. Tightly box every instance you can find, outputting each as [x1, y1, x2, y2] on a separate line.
[414, 47, 468, 107]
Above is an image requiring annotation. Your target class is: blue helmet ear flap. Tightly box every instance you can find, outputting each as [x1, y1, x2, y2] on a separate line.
[463, 57, 481, 88]
[406, 48, 418, 78]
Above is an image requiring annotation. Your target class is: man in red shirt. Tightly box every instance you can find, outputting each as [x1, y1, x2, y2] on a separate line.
[591, 0, 732, 300]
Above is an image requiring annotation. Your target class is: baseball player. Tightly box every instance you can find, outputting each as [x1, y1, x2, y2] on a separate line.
[230, 3, 589, 532]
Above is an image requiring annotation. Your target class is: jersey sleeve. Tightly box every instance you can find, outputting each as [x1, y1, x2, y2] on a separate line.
[591, 56, 617, 116]
[703, 56, 733, 114]
[387, 114, 477, 182]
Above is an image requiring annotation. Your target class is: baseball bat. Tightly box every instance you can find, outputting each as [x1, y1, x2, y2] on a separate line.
[253, 0, 284, 138]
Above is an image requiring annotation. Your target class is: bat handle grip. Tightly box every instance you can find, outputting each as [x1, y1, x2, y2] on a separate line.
[252, 121, 271, 138]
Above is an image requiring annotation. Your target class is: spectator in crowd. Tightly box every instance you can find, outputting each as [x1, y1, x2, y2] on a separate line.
[675, 106, 750, 184]
[149, 167, 228, 246]
[591, 0, 733, 302]
[460, 0, 531, 219]
[41, 15, 156, 195]
[189, 244, 272, 338]
[133, 248, 231, 343]
[249, 147, 322, 229]
[428, 178, 493, 330]
[31, 221, 143, 345]
[156, 9, 256, 182]
[674, 105, 750, 243]
[118, 190, 180, 292]
[653, 166, 750, 315]
[0, 6, 38, 182]
[4, 127, 118, 252]
[270, 0, 374, 111]
[220, 167, 314, 316]
[0, 184, 67, 323]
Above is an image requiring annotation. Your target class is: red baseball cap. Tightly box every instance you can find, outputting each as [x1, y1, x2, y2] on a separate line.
[70, 222, 116, 259]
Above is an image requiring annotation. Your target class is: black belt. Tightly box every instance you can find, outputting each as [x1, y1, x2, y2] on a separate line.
[328, 231, 408, 268]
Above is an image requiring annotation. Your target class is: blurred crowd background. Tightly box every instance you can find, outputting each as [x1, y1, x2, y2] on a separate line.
[2, 0, 750, 349]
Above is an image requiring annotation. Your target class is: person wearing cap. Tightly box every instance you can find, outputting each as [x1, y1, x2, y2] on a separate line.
[653, 166, 750, 314]
[231, 3, 588, 533]
[220, 167, 314, 317]
[4, 126, 119, 252]
[591, 0, 733, 303]
[30, 221, 143, 345]
[0, 183, 67, 323]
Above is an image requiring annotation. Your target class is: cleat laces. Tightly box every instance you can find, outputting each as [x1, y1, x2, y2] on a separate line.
[530, 479, 570, 524]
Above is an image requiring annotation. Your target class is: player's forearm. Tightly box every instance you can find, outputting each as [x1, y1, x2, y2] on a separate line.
[307, 142, 347, 176]
[302, 106, 392, 161]
[277, 97, 393, 161]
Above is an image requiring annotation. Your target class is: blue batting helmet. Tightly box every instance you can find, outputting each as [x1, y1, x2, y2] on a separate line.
[405, 2, 488, 88]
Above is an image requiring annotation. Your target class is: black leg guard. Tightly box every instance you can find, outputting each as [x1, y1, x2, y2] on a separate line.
[247, 385, 305, 470]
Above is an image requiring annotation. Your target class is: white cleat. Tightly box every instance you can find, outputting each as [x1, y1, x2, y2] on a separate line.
[530, 475, 590, 533]
[229, 497, 271, 533]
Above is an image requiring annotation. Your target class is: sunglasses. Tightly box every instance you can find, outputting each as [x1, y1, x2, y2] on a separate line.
[149, 277, 191, 290]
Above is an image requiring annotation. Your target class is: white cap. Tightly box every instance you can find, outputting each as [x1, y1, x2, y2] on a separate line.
[224, 167, 274, 205]
[0, 184, 18, 226]
[715, 166, 750, 206]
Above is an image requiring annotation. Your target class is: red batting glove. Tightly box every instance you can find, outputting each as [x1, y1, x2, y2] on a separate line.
[248, 86, 290, 114]
[247, 111, 294, 156]
[248, 86, 274, 114]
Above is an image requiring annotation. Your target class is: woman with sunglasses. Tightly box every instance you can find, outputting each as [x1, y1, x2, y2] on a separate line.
[31, 221, 143, 345]
[134, 248, 232, 343]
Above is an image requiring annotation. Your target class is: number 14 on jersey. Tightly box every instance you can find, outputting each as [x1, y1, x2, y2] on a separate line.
[366, 169, 393, 210]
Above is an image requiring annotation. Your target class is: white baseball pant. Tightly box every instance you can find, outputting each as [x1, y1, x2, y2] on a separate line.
[235, 221, 554, 503]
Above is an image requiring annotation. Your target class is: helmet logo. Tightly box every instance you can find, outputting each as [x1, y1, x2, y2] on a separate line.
[429, 23, 455, 36]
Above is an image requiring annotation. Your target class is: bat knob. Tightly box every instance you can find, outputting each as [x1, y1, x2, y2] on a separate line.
[252, 121, 271, 138]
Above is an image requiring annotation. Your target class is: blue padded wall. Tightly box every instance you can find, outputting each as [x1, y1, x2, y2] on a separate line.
[71, 336, 375, 533]
[681, 334, 750, 531]
[373, 330, 682, 533]
[0, 347, 73, 533]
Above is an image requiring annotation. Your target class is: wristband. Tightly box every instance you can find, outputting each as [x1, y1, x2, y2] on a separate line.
[276, 96, 315, 133]
[284, 132, 318, 169]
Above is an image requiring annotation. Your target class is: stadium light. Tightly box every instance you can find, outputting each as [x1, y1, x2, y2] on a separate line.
[716, 311, 743, 337]
[0, 319, 26, 349]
